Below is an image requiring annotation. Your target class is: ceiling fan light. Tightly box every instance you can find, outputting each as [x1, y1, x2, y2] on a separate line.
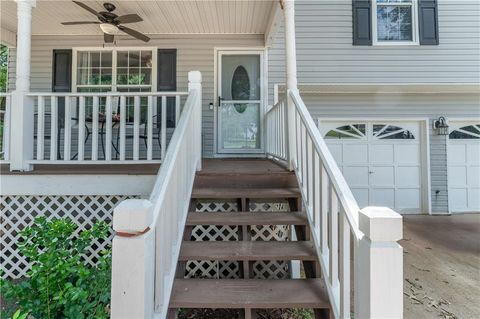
[100, 23, 119, 35]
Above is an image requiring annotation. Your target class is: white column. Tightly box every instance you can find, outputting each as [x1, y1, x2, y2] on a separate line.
[356, 206, 404, 319]
[10, 0, 36, 171]
[188, 71, 202, 171]
[111, 199, 155, 319]
[283, 0, 298, 170]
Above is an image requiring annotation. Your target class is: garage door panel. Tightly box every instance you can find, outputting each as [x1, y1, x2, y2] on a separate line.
[351, 188, 369, 209]
[370, 166, 394, 186]
[343, 166, 369, 187]
[396, 166, 420, 187]
[468, 166, 480, 187]
[449, 188, 468, 210]
[343, 144, 368, 164]
[449, 166, 467, 187]
[396, 189, 421, 210]
[370, 188, 395, 208]
[369, 145, 394, 164]
[448, 144, 467, 164]
[467, 144, 480, 164]
[468, 189, 480, 210]
[328, 144, 343, 163]
[396, 144, 420, 164]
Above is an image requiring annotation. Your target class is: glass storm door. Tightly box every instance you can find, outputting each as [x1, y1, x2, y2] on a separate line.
[217, 53, 263, 154]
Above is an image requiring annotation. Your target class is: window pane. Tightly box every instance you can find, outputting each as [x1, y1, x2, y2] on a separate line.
[101, 67, 112, 85]
[117, 67, 128, 85]
[140, 69, 152, 85]
[77, 52, 89, 68]
[90, 52, 101, 68]
[141, 51, 153, 68]
[128, 68, 141, 85]
[90, 68, 100, 85]
[117, 51, 129, 68]
[377, 0, 412, 3]
[129, 51, 140, 67]
[377, 5, 413, 41]
[101, 51, 112, 68]
[77, 68, 89, 85]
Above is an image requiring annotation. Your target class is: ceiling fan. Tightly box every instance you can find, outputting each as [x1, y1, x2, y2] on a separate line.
[61, 1, 150, 43]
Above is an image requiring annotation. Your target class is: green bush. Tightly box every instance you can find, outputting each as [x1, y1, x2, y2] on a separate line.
[1, 217, 112, 319]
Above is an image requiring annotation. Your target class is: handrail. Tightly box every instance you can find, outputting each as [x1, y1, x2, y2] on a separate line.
[27, 91, 188, 97]
[110, 72, 202, 319]
[265, 98, 288, 163]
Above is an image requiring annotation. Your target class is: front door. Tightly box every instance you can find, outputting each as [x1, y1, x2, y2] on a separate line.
[217, 51, 263, 154]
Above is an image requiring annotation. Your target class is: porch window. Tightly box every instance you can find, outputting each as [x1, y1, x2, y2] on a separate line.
[74, 49, 155, 122]
[373, 0, 419, 45]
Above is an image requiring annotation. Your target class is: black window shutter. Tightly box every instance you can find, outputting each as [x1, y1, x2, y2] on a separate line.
[352, 0, 372, 45]
[157, 49, 177, 127]
[418, 0, 439, 45]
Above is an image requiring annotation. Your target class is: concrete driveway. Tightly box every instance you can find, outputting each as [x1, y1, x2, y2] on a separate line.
[401, 214, 480, 319]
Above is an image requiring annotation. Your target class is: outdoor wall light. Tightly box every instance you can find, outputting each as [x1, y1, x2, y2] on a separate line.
[433, 116, 449, 135]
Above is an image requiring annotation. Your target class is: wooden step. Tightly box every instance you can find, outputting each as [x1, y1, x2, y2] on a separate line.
[170, 279, 330, 309]
[186, 211, 308, 226]
[191, 187, 301, 199]
[194, 174, 298, 189]
[179, 241, 316, 261]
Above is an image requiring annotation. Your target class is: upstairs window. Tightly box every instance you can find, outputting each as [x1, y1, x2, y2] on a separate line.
[373, 0, 419, 44]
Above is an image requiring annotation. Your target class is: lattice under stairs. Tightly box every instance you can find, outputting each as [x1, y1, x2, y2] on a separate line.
[168, 160, 331, 319]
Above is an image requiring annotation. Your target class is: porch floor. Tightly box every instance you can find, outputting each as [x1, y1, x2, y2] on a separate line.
[0, 158, 287, 176]
[402, 214, 480, 319]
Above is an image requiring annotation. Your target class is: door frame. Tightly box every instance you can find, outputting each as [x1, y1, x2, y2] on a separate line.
[318, 117, 432, 214]
[213, 47, 268, 157]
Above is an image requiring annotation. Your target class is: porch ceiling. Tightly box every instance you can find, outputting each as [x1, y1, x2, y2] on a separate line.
[1, 0, 277, 36]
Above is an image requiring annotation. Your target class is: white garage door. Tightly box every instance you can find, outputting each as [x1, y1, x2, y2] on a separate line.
[320, 121, 422, 214]
[448, 122, 480, 213]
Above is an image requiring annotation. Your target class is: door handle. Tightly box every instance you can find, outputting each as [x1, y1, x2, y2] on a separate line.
[218, 96, 224, 107]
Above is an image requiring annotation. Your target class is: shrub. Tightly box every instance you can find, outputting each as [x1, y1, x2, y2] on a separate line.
[1, 217, 112, 319]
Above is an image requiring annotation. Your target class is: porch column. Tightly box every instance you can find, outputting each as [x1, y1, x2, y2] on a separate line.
[10, 0, 36, 171]
[282, 0, 298, 170]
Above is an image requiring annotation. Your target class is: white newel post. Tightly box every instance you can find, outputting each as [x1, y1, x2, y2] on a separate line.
[111, 199, 155, 319]
[357, 207, 404, 319]
[282, 0, 298, 171]
[188, 71, 202, 171]
[10, 0, 36, 171]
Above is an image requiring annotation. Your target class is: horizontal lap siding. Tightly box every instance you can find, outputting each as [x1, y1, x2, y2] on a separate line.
[268, 0, 480, 96]
[8, 34, 265, 157]
[300, 93, 480, 213]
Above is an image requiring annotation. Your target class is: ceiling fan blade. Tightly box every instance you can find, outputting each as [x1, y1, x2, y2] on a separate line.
[104, 33, 114, 43]
[62, 21, 101, 25]
[118, 26, 150, 42]
[72, 1, 103, 19]
[115, 14, 143, 24]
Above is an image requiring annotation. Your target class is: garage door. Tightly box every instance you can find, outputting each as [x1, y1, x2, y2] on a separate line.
[320, 121, 421, 214]
[448, 122, 480, 213]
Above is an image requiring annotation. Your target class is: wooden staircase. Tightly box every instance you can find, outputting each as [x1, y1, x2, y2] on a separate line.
[168, 159, 331, 318]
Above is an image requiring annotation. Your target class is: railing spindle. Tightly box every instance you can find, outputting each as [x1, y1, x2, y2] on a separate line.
[339, 210, 351, 318]
[92, 96, 99, 161]
[161, 96, 167, 160]
[175, 95, 180, 126]
[77, 96, 86, 160]
[105, 96, 113, 161]
[50, 97, 58, 160]
[147, 96, 153, 160]
[119, 96, 126, 161]
[36, 96, 45, 160]
[133, 96, 140, 161]
[64, 97, 72, 161]
[329, 186, 339, 288]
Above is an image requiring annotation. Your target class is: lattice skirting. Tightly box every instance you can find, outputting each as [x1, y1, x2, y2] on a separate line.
[185, 199, 292, 280]
[1, 195, 138, 279]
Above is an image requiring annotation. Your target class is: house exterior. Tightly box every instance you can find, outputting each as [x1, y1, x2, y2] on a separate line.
[0, 0, 478, 318]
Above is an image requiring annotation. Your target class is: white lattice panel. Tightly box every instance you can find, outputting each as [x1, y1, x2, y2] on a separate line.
[1, 195, 138, 279]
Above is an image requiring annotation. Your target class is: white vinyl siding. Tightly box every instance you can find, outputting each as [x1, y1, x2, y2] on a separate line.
[7, 34, 264, 157]
[268, 0, 480, 93]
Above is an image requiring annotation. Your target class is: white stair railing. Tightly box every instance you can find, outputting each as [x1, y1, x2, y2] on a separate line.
[27, 91, 188, 164]
[266, 90, 403, 319]
[0, 93, 11, 162]
[110, 71, 202, 319]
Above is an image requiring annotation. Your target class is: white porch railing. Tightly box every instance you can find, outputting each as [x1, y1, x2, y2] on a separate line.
[27, 91, 188, 164]
[266, 90, 403, 319]
[110, 71, 202, 319]
[0, 93, 11, 162]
